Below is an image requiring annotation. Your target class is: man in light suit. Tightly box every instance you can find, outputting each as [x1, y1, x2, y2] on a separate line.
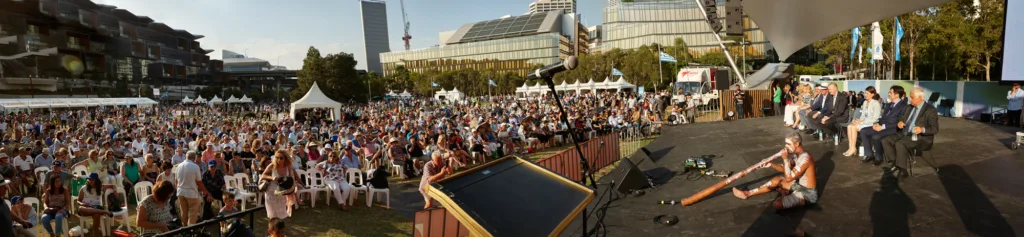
[799, 85, 828, 132]
[882, 87, 940, 180]
[860, 86, 907, 165]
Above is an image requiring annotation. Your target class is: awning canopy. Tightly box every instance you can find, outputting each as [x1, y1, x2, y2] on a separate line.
[743, 63, 793, 90]
[290, 82, 342, 120]
[239, 95, 253, 103]
[181, 96, 193, 103]
[208, 95, 224, 104]
[743, 0, 952, 60]
[0, 97, 158, 110]
[226, 95, 240, 103]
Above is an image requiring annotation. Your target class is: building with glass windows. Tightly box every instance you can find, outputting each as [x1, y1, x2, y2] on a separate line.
[360, 0, 390, 74]
[379, 11, 587, 77]
[600, 0, 768, 58]
[0, 0, 222, 94]
[528, 0, 575, 14]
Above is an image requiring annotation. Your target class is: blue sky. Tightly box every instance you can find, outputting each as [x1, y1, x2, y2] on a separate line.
[93, 0, 605, 70]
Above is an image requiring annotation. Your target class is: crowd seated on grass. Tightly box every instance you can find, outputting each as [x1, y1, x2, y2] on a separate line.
[0, 90, 667, 236]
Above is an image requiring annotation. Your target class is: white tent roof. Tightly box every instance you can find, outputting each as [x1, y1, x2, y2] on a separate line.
[0, 97, 157, 110]
[181, 96, 193, 103]
[290, 82, 342, 120]
[209, 95, 224, 104]
[239, 95, 253, 103]
[744, 0, 950, 60]
[386, 91, 399, 97]
[226, 95, 240, 103]
[399, 90, 413, 98]
[194, 96, 207, 103]
[614, 77, 636, 88]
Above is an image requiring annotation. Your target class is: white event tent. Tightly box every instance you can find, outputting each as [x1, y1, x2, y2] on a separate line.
[194, 96, 207, 104]
[434, 87, 465, 102]
[290, 82, 342, 120]
[239, 95, 253, 103]
[399, 90, 413, 99]
[515, 77, 636, 97]
[226, 95, 240, 103]
[181, 96, 193, 104]
[208, 95, 224, 104]
[0, 97, 158, 111]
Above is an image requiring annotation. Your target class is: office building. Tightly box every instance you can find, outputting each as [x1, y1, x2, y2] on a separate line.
[380, 11, 588, 77]
[600, 0, 768, 58]
[528, 0, 575, 14]
[360, 0, 390, 74]
[0, 0, 223, 96]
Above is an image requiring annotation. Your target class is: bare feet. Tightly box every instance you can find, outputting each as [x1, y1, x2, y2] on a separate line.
[732, 187, 748, 200]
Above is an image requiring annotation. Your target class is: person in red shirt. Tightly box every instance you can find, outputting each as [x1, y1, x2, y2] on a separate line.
[306, 142, 321, 163]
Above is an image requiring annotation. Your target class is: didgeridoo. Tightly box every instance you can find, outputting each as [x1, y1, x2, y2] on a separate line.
[679, 150, 785, 206]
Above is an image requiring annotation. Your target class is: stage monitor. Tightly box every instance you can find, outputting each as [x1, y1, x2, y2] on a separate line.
[1004, 0, 1024, 81]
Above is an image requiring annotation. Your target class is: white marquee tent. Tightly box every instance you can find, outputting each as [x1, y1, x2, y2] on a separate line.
[226, 95, 240, 103]
[194, 96, 207, 103]
[0, 97, 158, 111]
[399, 90, 413, 98]
[434, 87, 465, 102]
[516, 77, 637, 96]
[208, 95, 224, 104]
[239, 95, 253, 103]
[181, 96, 193, 103]
[290, 82, 342, 120]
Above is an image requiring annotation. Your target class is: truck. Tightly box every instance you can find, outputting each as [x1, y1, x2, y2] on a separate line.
[672, 67, 730, 107]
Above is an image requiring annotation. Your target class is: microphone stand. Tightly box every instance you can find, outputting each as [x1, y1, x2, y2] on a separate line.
[542, 76, 599, 236]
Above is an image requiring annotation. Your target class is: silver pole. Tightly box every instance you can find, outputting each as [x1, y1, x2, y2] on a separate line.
[657, 44, 662, 93]
[693, 0, 745, 85]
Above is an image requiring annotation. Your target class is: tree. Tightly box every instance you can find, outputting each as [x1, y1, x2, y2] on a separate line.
[697, 51, 728, 66]
[966, 0, 1004, 81]
[292, 46, 365, 102]
[795, 63, 830, 75]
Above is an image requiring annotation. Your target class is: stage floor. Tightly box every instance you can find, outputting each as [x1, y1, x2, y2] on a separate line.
[563, 117, 1024, 237]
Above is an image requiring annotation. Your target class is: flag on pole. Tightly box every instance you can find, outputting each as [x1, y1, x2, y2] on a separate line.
[612, 68, 624, 76]
[488, 79, 497, 87]
[850, 27, 861, 60]
[659, 51, 677, 63]
[858, 45, 863, 63]
[895, 17, 905, 61]
[870, 22, 884, 61]
[431, 82, 439, 87]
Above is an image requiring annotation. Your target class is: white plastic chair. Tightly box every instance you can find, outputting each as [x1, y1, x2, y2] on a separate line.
[367, 183, 390, 209]
[103, 188, 131, 233]
[305, 160, 317, 170]
[300, 169, 331, 207]
[232, 173, 260, 208]
[346, 168, 368, 205]
[35, 167, 51, 192]
[133, 181, 154, 206]
[70, 165, 89, 215]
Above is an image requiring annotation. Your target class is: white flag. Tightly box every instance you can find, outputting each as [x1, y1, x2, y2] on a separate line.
[871, 22, 884, 60]
[858, 45, 863, 63]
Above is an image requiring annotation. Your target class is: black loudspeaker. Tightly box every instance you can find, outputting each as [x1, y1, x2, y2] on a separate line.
[726, 0, 743, 36]
[703, 0, 722, 33]
[613, 157, 650, 195]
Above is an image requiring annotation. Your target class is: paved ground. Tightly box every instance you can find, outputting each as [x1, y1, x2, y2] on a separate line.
[559, 116, 1024, 237]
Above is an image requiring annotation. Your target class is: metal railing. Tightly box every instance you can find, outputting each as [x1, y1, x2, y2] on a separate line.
[153, 205, 266, 237]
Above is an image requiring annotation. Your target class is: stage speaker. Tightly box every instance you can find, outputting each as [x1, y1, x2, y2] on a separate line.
[612, 157, 650, 195]
[726, 0, 743, 36]
[425, 156, 594, 237]
[703, 0, 722, 33]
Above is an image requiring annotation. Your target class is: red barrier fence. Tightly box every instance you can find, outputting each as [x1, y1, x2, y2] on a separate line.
[535, 133, 621, 183]
[414, 207, 470, 237]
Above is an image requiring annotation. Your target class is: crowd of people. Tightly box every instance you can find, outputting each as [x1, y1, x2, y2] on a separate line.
[0, 89, 667, 237]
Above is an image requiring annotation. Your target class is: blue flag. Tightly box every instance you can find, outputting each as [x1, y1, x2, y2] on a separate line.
[431, 82, 439, 87]
[659, 51, 677, 63]
[612, 68, 624, 76]
[488, 79, 497, 87]
[850, 27, 860, 60]
[895, 17, 904, 61]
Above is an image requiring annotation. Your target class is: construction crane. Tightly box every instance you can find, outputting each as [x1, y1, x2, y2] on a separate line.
[400, 0, 412, 51]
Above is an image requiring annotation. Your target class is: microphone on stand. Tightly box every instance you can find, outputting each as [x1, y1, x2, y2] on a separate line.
[527, 56, 579, 83]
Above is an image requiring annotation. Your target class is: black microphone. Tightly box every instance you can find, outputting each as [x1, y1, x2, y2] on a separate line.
[526, 56, 579, 82]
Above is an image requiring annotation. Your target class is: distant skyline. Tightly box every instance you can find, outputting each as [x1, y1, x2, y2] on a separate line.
[92, 0, 604, 70]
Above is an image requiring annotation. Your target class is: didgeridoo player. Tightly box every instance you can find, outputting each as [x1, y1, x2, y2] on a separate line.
[732, 132, 818, 210]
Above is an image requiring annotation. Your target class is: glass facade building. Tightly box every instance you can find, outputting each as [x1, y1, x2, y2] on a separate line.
[380, 11, 586, 77]
[360, 0, 390, 74]
[600, 0, 768, 58]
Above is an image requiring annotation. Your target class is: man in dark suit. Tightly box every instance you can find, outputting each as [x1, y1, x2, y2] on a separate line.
[859, 86, 907, 165]
[882, 87, 940, 180]
[810, 83, 849, 137]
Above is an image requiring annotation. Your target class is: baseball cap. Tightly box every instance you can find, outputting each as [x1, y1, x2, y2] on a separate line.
[10, 196, 21, 204]
[208, 160, 217, 166]
[53, 161, 64, 167]
[88, 172, 100, 180]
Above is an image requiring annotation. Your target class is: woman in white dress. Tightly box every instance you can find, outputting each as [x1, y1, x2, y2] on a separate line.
[843, 86, 882, 157]
[259, 150, 301, 219]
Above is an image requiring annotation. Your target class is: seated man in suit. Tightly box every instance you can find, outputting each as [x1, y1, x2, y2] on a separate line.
[859, 86, 907, 165]
[881, 87, 939, 180]
[810, 83, 849, 137]
[799, 85, 829, 131]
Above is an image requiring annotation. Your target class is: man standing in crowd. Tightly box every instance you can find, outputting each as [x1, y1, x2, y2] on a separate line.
[174, 151, 214, 226]
[1007, 83, 1023, 127]
[860, 86, 907, 165]
[882, 87, 939, 180]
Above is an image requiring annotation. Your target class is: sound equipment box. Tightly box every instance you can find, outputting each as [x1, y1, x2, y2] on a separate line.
[424, 156, 594, 237]
[612, 157, 651, 196]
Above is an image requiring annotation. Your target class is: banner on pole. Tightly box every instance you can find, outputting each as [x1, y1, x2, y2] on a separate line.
[153, 88, 160, 96]
[870, 22, 884, 60]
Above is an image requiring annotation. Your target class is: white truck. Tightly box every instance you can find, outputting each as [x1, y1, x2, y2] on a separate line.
[672, 68, 728, 107]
